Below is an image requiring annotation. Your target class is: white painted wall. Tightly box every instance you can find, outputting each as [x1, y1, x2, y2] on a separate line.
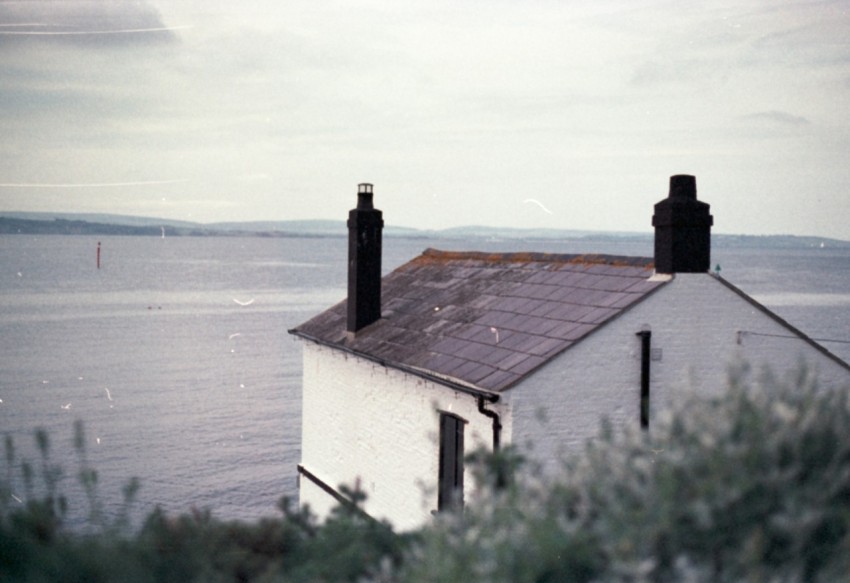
[299, 342, 499, 530]
[506, 273, 850, 474]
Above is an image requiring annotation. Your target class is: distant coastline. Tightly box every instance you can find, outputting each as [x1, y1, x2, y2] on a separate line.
[1, 212, 848, 249]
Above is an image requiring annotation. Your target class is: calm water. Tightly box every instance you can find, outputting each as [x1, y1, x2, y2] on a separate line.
[1, 234, 848, 526]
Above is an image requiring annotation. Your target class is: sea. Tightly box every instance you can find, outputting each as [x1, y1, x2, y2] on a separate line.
[1, 234, 849, 528]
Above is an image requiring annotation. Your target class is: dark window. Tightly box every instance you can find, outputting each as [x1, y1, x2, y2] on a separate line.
[438, 412, 465, 512]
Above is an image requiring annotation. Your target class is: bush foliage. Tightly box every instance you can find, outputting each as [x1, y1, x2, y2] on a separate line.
[2, 369, 850, 582]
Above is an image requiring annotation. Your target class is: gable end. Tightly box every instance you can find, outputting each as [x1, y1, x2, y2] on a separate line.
[711, 274, 850, 373]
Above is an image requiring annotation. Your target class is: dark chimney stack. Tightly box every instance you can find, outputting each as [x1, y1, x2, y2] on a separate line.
[347, 183, 383, 333]
[652, 175, 713, 274]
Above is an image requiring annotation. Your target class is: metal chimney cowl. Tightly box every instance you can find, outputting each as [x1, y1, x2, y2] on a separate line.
[652, 175, 713, 274]
[347, 183, 384, 333]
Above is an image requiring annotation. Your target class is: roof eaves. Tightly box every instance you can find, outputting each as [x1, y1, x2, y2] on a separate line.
[288, 328, 502, 402]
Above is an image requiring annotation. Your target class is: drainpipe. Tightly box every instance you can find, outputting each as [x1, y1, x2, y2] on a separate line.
[636, 330, 652, 429]
[477, 396, 501, 451]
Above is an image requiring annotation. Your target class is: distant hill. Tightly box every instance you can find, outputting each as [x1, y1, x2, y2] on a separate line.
[206, 219, 424, 238]
[0, 217, 166, 236]
[1, 212, 848, 249]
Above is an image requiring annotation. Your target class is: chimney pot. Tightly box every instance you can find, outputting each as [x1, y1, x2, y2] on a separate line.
[669, 174, 697, 200]
[357, 183, 374, 210]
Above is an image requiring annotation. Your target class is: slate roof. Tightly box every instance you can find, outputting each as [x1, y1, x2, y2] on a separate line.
[290, 249, 668, 393]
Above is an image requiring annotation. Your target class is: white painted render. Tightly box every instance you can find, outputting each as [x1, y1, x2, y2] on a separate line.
[505, 273, 850, 474]
[298, 273, 850, 529]
[299, 342, 498, 531]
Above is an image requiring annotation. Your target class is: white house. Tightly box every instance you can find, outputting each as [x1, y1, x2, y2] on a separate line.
[289, 176, 850, 530]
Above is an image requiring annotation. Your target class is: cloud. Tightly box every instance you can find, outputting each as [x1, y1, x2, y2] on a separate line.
[740, 110, 811, 126]
[0, 1, 848, 239]
[0, 0, 181, 46]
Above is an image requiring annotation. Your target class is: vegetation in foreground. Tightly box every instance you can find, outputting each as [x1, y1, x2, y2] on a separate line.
[2, 368, 850, 582]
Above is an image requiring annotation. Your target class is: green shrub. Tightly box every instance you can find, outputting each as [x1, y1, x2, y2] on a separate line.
[397, 367, 850, 582]
[1, 427, 403, 582]
[2, 368, 849, 581]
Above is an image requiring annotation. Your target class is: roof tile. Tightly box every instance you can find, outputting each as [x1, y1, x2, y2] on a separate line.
[508, 355, 547, 376]
[609, 293, 644, 309]
[450, 361, 497, 383]
[580, 306, 619, 324]
[526, 337, 569, 357]
[472, 311, 517, 328]
[564, 323, 596, 340]
[478, 370, 521, 391]
[545, 303, 596, 321]
[493, 330, 538, 351]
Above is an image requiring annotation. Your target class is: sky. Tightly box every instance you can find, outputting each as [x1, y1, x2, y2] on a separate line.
[0, 0, 849, 239]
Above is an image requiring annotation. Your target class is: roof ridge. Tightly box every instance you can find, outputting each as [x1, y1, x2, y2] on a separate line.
[417, 248, 654, 268]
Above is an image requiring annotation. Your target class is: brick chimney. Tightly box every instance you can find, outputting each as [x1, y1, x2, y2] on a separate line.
[652, 175, 713, 274]
[347, 183, 384, 333]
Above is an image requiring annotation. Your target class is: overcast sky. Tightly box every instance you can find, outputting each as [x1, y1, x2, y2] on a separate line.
[1, 1, 848, 238]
